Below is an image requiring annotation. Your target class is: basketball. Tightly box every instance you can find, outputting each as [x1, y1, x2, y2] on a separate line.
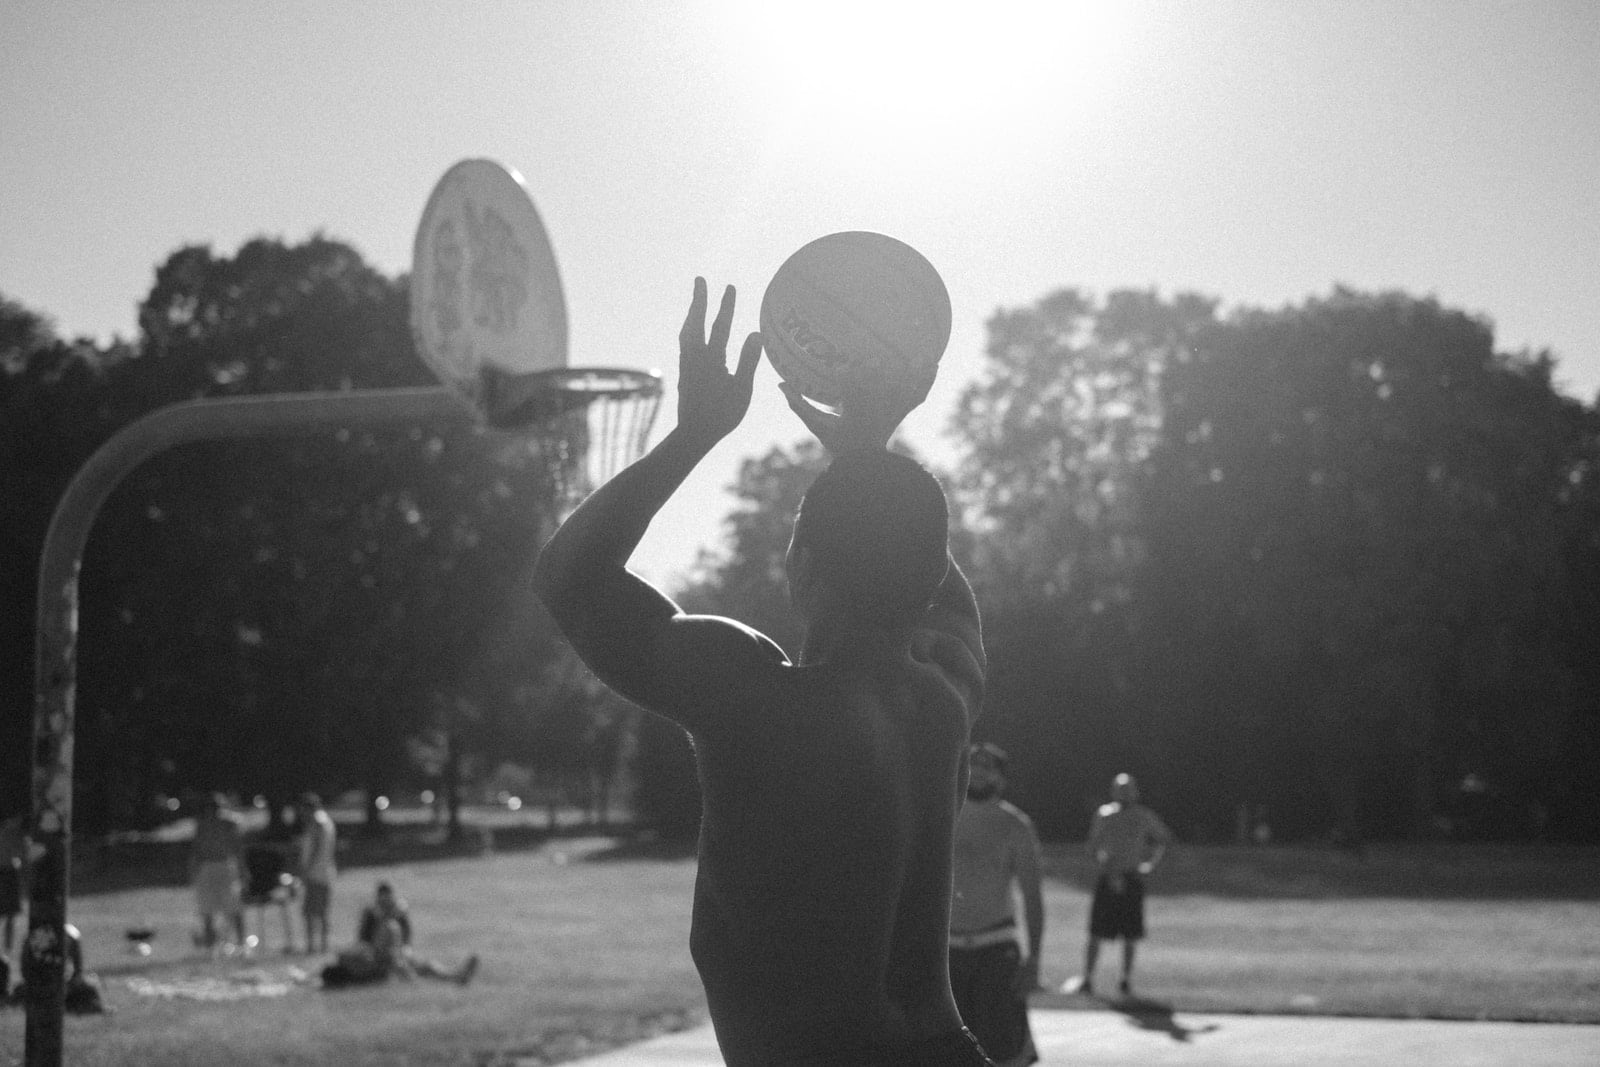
[759, 231, 951, 410]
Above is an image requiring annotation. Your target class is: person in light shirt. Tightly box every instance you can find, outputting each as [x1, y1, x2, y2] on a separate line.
[296, 793, 337, 954]
[948, 743, 1042, 1067]
[189, 793, 245, 950]
[1064, 773, 1173, 997]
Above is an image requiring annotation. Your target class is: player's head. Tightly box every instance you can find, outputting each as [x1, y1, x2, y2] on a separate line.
[967, 742, 1009, 801]
[1111, 772, 1139, 804]
[787, 450, 948, 626]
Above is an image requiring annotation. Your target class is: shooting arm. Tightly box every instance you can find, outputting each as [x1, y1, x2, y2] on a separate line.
[532, 279, 765, 720]
[532, 426, 718, 703]
[534, 420, 714, 596]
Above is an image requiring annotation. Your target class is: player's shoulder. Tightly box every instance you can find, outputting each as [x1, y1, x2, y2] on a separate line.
[650, 612, 793, 728]
[667, 612, 790, 666]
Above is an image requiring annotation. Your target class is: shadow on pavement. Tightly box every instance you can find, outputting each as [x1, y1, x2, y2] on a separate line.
[1109, 994, 1223, 1042]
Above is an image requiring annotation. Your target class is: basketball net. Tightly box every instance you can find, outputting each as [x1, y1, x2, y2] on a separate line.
[484, 366, 663, 524]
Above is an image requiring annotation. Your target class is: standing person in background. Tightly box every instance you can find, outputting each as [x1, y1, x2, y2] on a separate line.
[1, 812, 29, 993]
[297, 793, 337, 954]
[949, 743, 1043, 1067]
[1063, 773, 1173, 997]
[1, 814, 28, 954]
[190, 793, 246, 951]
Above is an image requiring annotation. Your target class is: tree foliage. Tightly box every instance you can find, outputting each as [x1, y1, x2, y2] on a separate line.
[951, 286, 1599, 842]
[0, 299, 127, 822]
[2, 237, 595, 832]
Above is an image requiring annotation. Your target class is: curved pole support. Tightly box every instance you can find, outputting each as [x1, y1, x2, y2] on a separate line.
[25, 386, 474, 1066]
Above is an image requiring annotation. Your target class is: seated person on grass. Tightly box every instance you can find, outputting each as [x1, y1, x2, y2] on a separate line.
[321, 882, 478, 987]
[13, 922, 108, 1014]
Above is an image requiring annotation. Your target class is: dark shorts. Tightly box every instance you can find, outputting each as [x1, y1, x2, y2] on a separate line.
[320, 951, 388, 988]
[1089, 871, 1146, 940]
[302, 880, 331, 917]
[775, 1028, 994, 1066]
[949, 942, 1038, 1067]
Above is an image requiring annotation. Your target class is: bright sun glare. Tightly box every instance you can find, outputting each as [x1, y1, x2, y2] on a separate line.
[726, 1, 1136, 139]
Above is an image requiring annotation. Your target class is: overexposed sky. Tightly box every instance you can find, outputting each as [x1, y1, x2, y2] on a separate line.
[3, 1, 1597, 587]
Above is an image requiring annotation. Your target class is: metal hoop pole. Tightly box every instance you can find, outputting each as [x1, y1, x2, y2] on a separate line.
[25, 386, 473, 1066]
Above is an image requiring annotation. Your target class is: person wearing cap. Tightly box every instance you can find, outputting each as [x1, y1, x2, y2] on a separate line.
[1064, 772, 1173, 997]
[296, 792, 337, 954]
[949, 743, 1043, 1067]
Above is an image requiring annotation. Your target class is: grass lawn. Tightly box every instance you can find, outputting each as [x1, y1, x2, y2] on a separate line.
[1032, 843, 1600, 1023]
[2, 836, 1597, 1065]
[2, 837, 704, 1066]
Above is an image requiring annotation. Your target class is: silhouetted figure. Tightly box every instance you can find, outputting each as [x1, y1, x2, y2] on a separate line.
[534, 280, 991, 1065]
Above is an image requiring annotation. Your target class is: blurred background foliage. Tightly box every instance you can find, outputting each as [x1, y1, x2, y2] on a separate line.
[4, 237, 1597, 846]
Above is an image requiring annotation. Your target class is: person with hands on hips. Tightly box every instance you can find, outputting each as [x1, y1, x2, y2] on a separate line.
[1065, 772, 1173, 998]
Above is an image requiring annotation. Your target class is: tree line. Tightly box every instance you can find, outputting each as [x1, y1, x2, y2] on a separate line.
[675, 287, 1600, 845]
[1, 237, 630, 837]
[4, 236, 1597, 845]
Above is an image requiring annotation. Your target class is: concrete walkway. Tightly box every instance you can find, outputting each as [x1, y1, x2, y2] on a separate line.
[571, 1008, 1600, 1066]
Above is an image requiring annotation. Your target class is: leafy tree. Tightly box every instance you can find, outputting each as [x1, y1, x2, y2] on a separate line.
[0, 297, 126, 821]
[948, 285, 1596, 842]
[1551, 402, 1600, 839]
[8, 237, 584, 834]
[947, 289, 1217, 837]
[951, 289, 1216, 615]
[1147, 291, 1585, 840]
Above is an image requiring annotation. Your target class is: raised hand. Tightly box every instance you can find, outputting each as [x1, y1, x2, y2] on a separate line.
[677, 277, 762, 447]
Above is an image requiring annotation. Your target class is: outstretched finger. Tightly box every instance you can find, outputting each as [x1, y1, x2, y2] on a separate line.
[707, 284, 736, 356]
[679, 277, 708, 352]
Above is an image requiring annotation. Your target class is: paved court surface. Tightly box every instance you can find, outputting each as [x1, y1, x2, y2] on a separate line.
[570, 1008, 1600, 1066]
